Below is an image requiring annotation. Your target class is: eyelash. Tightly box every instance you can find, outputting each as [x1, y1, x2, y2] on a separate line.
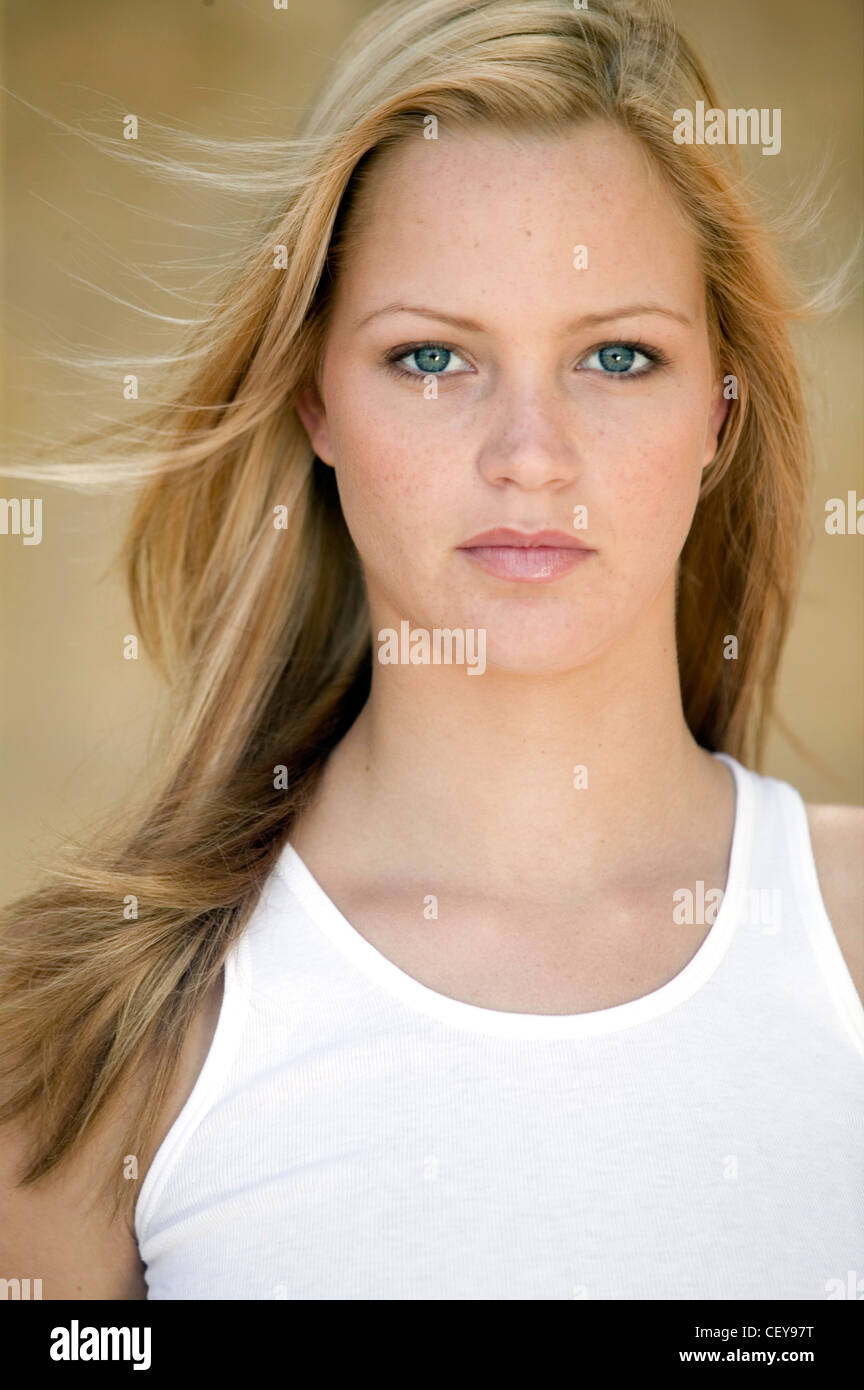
[383, 339, 671, 382]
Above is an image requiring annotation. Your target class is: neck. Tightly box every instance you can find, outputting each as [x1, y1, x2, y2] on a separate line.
[311, 590, 728, 896]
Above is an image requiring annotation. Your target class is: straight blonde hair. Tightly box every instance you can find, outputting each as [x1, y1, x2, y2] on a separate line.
[0, 0, 845, 1222]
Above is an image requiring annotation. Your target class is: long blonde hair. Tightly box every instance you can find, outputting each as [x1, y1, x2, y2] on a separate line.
[0, 0, 842, 1221]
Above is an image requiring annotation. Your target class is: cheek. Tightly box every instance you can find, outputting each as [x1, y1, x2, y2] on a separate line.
[326, 388, 448, 571]
[588, 393, 707, 559]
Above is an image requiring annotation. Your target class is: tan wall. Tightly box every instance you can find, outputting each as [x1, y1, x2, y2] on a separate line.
[2, 0, 862, 904]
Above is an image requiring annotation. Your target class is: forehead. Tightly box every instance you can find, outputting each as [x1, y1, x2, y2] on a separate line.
[333, 121, 705, 327]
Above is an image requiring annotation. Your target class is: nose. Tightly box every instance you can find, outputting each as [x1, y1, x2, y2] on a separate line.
[475, 376, 582, 491]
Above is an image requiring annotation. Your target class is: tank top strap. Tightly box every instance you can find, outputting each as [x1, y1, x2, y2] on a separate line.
[715, 751, 864, 1061]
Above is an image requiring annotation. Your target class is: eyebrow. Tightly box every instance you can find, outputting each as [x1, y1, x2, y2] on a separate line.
[353, 301, 693, 332]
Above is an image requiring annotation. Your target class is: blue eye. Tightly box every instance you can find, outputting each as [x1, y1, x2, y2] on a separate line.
[581, 342, 658, 377]
[384, 338, 666, 382]
[386, 343, 470, 377]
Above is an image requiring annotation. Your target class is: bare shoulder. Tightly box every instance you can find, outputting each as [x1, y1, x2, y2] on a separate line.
[805, 803, 864, 1006]
[0, 1106, 147, 1300]
[0, 969, 224, 1300]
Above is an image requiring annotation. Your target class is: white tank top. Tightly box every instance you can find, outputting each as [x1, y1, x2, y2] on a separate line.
[134, 753, 864, 1299]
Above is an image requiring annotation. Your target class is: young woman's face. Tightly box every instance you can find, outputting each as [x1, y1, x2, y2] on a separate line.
[296, 121, 728, 674]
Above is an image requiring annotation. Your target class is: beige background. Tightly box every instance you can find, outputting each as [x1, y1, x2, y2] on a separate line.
[1, 0, 862, 905]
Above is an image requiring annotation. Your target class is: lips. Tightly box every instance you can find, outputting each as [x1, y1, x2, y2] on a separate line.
[459, 527, 592, 550]
[457, 526, 595, 582]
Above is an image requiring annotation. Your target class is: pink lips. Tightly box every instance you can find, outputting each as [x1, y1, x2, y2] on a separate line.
[457, 527, 595, 582]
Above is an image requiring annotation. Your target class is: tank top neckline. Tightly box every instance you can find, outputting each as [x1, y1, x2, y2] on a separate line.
[274, 751, 754, 1040]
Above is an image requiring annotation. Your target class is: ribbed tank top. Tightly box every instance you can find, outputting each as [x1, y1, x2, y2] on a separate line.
[134, 753, 864, 1299]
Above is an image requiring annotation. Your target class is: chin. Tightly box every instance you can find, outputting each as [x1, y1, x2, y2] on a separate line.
[466, 605, 614, 677]
[479, 639, 601, 677]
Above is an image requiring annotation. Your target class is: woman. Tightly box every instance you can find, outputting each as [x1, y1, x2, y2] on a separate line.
[1, 0, 861, 1300]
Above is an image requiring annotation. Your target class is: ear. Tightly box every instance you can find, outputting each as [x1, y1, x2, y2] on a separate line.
[702, 375, 731, 469]
[293, 383, 335, 466]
